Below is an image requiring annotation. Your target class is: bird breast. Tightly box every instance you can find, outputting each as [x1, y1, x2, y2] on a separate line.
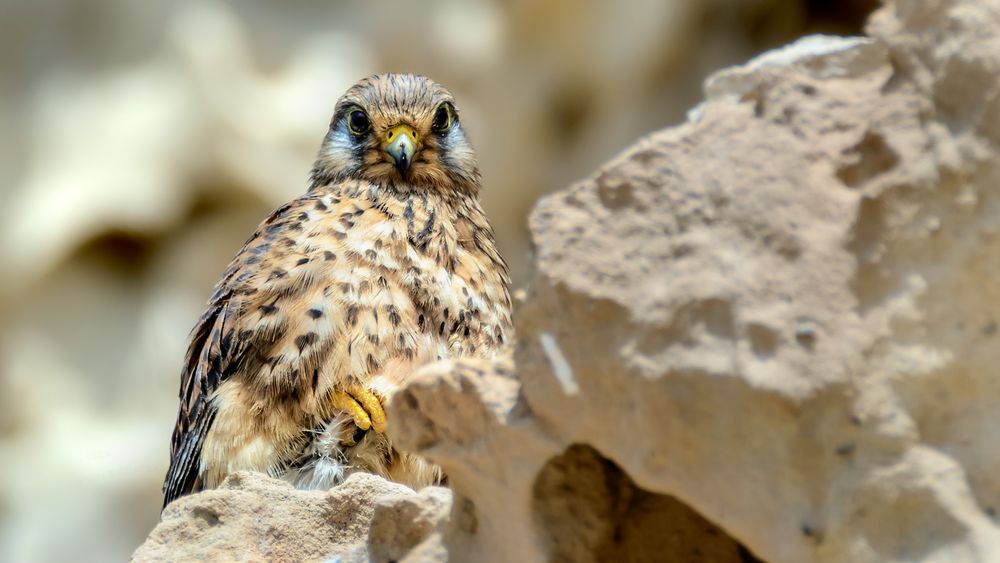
[237, 181, 512, 416]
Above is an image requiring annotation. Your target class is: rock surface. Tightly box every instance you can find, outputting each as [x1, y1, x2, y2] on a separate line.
[134, 0, 1000, 561]
[399, 1, 1000, 561]
[133, 472, 452, 562]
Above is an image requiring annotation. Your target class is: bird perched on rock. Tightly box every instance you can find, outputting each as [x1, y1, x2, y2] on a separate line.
[162, 74, 512, 508]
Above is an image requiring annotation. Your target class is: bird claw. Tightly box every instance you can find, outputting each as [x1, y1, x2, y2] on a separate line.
[332, 385, 387, 444]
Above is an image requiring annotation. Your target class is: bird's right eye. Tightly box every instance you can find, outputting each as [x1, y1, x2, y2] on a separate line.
[348, 110, 371, 135]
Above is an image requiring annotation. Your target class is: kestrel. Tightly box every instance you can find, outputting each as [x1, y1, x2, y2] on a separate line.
[162, 74, 513, 508]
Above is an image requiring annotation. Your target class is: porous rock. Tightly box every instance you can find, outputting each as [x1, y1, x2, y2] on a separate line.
[395, 1, 1000, 562]
[132, 471, 441, 562]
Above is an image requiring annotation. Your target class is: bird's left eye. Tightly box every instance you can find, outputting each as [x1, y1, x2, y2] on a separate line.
[432, 104, 452, 134]
[348, 110, 371, 135]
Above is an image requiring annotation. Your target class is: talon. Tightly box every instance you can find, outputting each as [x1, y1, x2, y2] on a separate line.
[352, 387, 388, 433]
[331, 385, 387, 434]
[332, 389, 371, 431]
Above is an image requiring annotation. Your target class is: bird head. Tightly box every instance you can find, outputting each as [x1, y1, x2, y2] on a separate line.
[311, 74, 480, 194]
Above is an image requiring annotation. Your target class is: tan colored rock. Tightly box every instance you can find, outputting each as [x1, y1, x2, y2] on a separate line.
[133, 472, 410, 562]
[532, 444, 752, 563]
[365, 486, 452, 563]
[134, 471, 454, 563]
[389, 1, 1000, 562]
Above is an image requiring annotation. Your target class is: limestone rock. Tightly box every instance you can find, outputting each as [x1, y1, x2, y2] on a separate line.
[133, 472, 417, 562]
[365, 486, 452, 563]
[134, 472, 455, 563]
[390, 1, 1000, 562]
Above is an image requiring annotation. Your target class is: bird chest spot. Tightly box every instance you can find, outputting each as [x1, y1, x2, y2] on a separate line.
[295, 332, 319, 351]
[386, 305, 401, 326]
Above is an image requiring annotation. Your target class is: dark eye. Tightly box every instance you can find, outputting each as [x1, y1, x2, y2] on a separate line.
[432, 104, 452, 134]
[348, 110, 370, 135]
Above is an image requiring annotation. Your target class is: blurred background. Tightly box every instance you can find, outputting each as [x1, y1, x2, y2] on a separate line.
[0, 0, 876, 560]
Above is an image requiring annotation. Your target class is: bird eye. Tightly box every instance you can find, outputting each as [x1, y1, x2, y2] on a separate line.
[432, 104, 452, 134]
[348, 110, 370, 135]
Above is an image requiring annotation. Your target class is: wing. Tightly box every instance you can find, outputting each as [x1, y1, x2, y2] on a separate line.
[162, 200, 298, 508]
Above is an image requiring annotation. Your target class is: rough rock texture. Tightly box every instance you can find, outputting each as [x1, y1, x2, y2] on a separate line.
[360, 486, 453, 563]
[135, 0, 1000, 561]
[133, 471, 452, 562]
[392, 1, 1000, 562]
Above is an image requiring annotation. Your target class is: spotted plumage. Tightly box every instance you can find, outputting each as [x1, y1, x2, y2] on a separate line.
[163, 74, 512, 508]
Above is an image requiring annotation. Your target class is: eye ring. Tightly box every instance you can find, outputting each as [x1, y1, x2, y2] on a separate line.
[347, 110, 370, 135]
[432, 103, 452, 134]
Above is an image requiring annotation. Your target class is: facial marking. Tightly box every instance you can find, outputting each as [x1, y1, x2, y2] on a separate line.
[310, 74, 480, 193]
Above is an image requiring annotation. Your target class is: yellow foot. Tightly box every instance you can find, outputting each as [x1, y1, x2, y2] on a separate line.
[331, 385, 387, 444]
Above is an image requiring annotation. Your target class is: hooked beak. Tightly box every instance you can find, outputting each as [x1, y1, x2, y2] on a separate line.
[382, 124, 419, 173]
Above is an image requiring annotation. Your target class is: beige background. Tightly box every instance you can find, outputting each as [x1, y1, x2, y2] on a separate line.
[0, 1, 872, 561]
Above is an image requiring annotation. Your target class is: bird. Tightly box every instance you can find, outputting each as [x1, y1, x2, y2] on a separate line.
[162, 73, 513, 508]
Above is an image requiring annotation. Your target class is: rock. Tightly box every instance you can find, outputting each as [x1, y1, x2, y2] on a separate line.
[133, 472, 421, 562]
[365, 486, 452, 563]
[532, 445, 752, 563]
[134, 471, 454, 563]
[390, 1, 1000, 562]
